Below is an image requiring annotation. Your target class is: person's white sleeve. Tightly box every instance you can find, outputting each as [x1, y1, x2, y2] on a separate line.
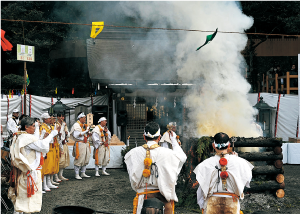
[197, 185, 205, 209]
[40, 129, 46, 140]
[33, 122, 40, 139]
[170, 131, 187, 163]
[25, 130, 58, 153]
[7, 119, 18, 133]
[73, 129, 89, 138]
[1, 138, 3, 147]
[92, 132, 102, 149]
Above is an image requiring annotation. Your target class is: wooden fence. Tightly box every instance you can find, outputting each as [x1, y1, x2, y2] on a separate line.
[261, 71, 298, 94]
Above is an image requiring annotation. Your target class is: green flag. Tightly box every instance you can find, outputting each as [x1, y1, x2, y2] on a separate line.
[26, 74, 30, 86]
[196, 28, 218, 51]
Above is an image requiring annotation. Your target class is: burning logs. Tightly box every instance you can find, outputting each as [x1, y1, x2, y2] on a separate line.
[231, 137, 285, 198]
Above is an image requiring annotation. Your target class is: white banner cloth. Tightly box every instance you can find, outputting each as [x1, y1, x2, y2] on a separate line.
[66, 145, 126, 169]
[1, 94, 108, 137]
[282, 143, 300, 164]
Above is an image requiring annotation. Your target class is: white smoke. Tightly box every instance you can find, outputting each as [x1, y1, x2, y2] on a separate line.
[120, 2, 259, 137]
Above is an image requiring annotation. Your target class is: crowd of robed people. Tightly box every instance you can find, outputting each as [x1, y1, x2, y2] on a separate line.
[6, 109, 254, 214]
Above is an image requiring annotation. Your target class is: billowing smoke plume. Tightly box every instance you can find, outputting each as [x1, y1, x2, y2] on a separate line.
[120, 2, 259, 137]
[54, 2, 261, 137]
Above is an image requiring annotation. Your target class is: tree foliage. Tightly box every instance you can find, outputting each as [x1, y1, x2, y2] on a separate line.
[1, 74, 25, 90]
[1, 2, 93, 97]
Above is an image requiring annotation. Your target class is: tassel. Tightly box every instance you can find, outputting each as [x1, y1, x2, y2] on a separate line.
[31, 183, 35, 195]
[27, 171, 31, 197]
[84, 136, 87, 143]
[75, 142, 79, 160]
[145, 183, 148, 199]
[40, 154, 44, 166]
[133, 194, 139, 214]
[171, 200, 175, 214]
[95, 148, 99, 165]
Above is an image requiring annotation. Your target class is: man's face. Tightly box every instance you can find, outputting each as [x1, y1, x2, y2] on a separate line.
[44, 118, 52, 124]
[58, 115, 65, 122]
[51, 116, 57, 124]
[26, 123, 36, 134]
[79, 116, 86, 124]
[171, 126, 177, 132]
[100, 120, 107, 127]
[13, 112, 19, 118]
[292, 65, 295, 70]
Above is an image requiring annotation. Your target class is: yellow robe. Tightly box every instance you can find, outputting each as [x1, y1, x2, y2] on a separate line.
[40, 123, 59, 175]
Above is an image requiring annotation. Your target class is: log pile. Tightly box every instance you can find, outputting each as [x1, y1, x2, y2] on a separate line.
[231, 137, 285, 198]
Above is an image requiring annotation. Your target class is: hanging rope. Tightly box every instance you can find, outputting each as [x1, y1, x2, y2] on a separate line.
[1, 18, 300, 37]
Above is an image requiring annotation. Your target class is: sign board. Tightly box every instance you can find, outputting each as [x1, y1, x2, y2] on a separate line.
[87, 113, 94, 126]
[17, 44, 35, 62]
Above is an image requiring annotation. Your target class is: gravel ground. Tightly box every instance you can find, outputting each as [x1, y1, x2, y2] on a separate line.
[2, 165, 300, 214]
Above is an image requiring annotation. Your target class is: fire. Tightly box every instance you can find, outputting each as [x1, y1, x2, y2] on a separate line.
[192, 181, 199, 188]
[186, 146, 199, 189]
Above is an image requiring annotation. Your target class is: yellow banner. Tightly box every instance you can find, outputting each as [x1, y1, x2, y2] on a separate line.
[90, 21, 104, 38]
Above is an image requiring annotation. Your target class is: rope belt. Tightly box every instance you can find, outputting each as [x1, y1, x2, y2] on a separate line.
[133, 190, 175, 214]
[213, 192, 239, 202]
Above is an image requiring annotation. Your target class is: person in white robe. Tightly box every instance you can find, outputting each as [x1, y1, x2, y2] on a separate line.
[124, 121, 187, 214]
[91, 117, 111, 176]
[6, 109, 20, 134]
[70, 112, 91, 179]
[8, 117, 59, 214]
[0, 124, 4, 148]
[159, 122, 181, 149]
[54, 113, 70, 182]
[193, 132, 254, 214]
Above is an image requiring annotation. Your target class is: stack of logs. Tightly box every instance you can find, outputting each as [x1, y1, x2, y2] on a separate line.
[233, 137, 285, 198]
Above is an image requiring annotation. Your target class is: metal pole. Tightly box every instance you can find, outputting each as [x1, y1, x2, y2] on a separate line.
[112, 95, 117, 135]
[298, 54, 300, 137]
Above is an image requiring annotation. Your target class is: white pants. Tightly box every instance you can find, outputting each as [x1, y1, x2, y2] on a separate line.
[74, 165, 87, 174]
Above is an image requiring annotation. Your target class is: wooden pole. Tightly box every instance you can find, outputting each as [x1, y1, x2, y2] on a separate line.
[286, 71, 290, 94]
[275, 73, 278, 94]
[24, 62, 27, 115]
